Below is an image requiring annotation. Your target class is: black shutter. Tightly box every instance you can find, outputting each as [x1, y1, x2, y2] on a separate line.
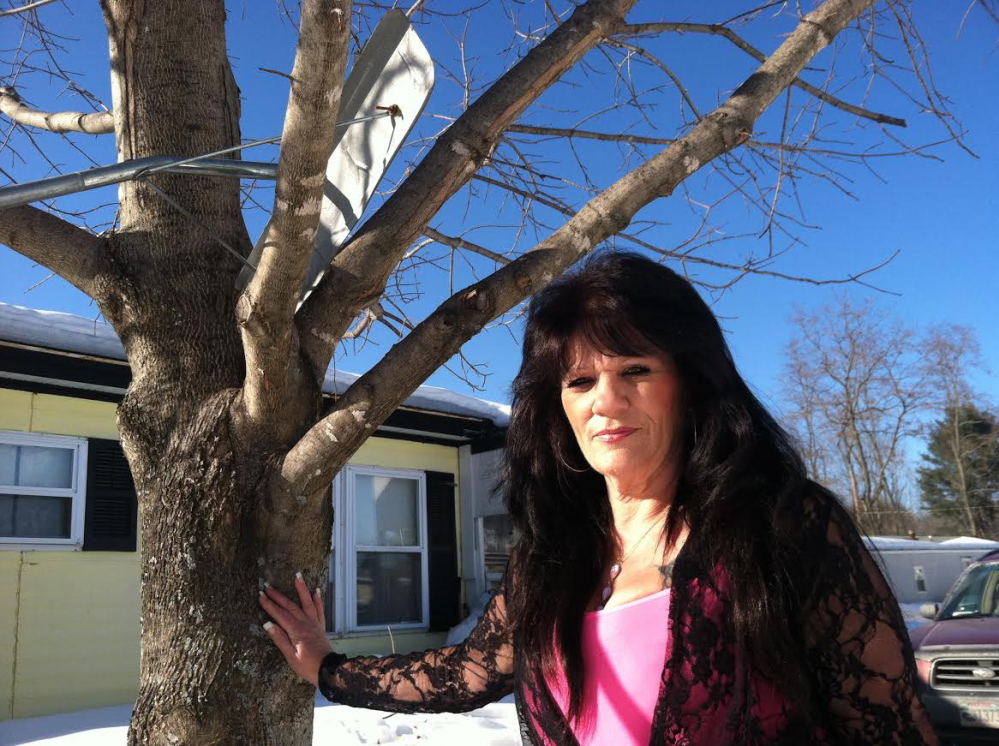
[83, 438, 138, 552]
[426, 470, 460, 631]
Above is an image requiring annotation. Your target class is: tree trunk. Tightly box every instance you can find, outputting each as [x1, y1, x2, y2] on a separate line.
[121, 390, 331, 745]
[96, 2, 333, 743]
[951, 411, 979, 536]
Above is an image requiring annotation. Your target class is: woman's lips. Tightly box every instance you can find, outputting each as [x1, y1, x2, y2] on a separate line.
[594, 427, 637, 443]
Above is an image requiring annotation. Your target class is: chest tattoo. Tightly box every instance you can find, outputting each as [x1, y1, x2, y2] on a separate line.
[658, 561, 675, 589]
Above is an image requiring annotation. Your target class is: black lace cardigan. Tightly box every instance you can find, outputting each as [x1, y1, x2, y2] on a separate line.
[317, 492, 938, 745]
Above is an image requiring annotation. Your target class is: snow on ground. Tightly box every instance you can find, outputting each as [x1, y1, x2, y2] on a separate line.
[0, 694, 522, 746]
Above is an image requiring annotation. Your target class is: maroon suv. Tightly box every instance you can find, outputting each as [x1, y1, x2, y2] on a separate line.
[911, 548, 999, 744]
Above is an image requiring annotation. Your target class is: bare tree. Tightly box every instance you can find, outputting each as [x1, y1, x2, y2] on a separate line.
[0, 0, 979, 743]
[918, 325, 997, 537]
[782, 353, 834, 486]
[782, 297, 931, 534]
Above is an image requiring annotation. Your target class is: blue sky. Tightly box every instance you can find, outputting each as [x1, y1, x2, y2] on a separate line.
[1, 0, 996, 426]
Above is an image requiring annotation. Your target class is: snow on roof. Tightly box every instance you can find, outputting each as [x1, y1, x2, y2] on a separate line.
[868, 537, 945, 550]
[0, 301, 126, 360]
[0, 302, 511, 427]
[939, 536, 999, 547]
[320, 367, 510, 426]
[867, 535, 999, 551]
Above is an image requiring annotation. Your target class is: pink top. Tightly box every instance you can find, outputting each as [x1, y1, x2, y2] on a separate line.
[546, 589, 671, 745]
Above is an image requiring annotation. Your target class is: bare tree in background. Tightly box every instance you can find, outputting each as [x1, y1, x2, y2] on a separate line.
[918, 325, 998, 537]
[0, 0, 984, 742]
[782, 297, 931, 534]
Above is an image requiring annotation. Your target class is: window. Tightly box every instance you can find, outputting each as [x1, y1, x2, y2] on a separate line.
[939, 563, 999, 619]
[914, 565, 927, 594]
[331, 466, 429, 632]
[479, 513, 517, 592]
[0, 432, 88, 546]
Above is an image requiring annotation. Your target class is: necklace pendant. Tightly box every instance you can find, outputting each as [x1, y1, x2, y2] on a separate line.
[599, 563, 621, 610]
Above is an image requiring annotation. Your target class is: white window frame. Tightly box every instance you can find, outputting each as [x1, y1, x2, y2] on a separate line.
[478, 514, 515, 593]
[0, 431, 89, 549]
[331, 465, 429, 634]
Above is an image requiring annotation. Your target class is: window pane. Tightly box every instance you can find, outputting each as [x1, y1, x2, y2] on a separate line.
[482, 514, 518, 590]
[0, 444, 74, 489]
[354, 475, 419, 546]
[356, 552, 422, 626]
[0, 494, 72, 538]
[0, 445, 14, 485]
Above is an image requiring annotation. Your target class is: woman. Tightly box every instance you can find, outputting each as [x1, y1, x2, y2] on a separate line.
[259, 251, 937, 744]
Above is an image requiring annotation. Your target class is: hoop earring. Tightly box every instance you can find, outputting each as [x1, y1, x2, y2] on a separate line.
[687, 416, 698, 449]
[556, 451, 590, 474]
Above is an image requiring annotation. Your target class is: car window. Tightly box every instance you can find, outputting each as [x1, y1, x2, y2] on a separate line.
[938, 563, 999, 619]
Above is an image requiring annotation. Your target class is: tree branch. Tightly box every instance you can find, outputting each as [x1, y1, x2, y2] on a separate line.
[237, 0, 352, 439]
[283, 0, 881, 494]
[0, 86, 114, 134]
[605, 39, 702, 121]
[296, 0, 640, 377]
[508, 123, 676, 145]
[971, 0, 999, 27]
[0, 0, 60, 17]
[507, 123, 950, 161]
[0, 205, 109, 297]
[616, 21, 907, 128]
[423, 227, 511, 265]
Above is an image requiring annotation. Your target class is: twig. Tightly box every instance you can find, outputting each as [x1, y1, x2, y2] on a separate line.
[423, 227, 511, 265]
[615, 21, 907, 127]
[0, 0, 60, 17]
[259, 67, 298, 83]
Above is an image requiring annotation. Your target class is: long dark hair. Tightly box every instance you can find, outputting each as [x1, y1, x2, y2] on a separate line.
[503, 250, 812, 726]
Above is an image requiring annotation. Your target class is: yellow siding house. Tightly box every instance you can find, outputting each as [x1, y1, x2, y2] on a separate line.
[0, 303, 509, 720]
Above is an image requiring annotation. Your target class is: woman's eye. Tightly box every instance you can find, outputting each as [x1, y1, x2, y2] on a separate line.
[624, 365, 651, 377]
[565, 377, 592, 389]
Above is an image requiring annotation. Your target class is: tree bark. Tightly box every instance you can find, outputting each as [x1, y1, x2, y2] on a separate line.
[95, 1, 326, 743]
[123, 396, 331, 745]
[0, 206, 110, 297]
[238, 0, 352, 443]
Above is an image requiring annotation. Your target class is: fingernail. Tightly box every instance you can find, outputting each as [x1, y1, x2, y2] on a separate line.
[263, 622, 275, 632]
[263, 580, 272, 588]
[295, 571, 304, 581]
[259, 589, 265, 597]
[315, 587, 321, 596]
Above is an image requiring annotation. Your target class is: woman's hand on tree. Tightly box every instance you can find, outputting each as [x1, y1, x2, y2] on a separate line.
[258, 573, 333, 687]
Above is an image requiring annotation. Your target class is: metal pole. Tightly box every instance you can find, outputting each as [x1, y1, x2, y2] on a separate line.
[0, 158, 278, 210]
[0, 111, 390, 210]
